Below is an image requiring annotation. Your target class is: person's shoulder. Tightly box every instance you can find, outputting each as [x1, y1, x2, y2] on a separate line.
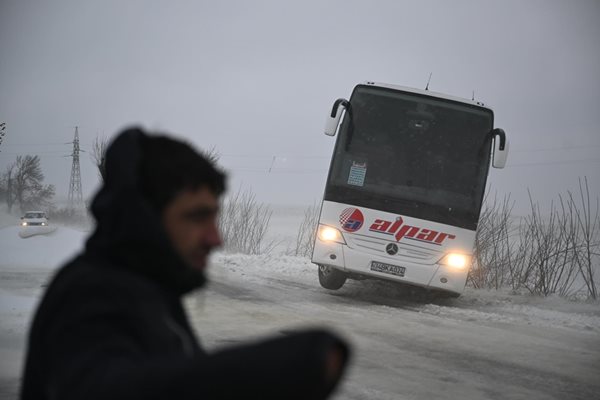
[54, 255, 131, 286]
[46, 254, 163, 305]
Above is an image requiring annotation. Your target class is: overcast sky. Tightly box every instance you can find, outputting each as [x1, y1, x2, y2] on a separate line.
[1, 0, 598, 214]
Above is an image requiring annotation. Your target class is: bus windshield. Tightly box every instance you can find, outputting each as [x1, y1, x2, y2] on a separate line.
[324, 85, 494, 230]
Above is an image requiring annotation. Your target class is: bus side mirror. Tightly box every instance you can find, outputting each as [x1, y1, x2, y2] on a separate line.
[325, 98, 349, 136]
[492, 128, 509, 169]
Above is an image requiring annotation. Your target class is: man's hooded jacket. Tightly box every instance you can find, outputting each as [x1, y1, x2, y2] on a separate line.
[20, 128, 349, 400]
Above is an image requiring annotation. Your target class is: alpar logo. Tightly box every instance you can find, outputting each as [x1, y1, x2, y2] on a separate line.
[339, 208, 364, 232]
[369, 216, 456, 245]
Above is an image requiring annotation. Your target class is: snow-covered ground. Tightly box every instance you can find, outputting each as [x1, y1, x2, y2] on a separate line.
[1, 207, 599, 399]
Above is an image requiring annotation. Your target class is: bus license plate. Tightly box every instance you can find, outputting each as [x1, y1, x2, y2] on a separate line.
[370, 261, 406, 277]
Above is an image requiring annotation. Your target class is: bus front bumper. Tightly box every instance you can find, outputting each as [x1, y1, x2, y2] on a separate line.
[313, 241, 468, 295]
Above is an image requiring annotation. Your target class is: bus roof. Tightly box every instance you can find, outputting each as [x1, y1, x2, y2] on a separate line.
[360, 81, 494, 111]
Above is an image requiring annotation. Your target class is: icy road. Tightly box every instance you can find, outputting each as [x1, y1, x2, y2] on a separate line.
[199, 254, 600, 400]
[1, 225, 599, 400]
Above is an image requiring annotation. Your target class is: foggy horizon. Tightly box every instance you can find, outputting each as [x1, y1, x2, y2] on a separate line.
[1, 0, 598, 214]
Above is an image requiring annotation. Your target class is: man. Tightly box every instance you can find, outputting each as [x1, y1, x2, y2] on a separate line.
[20, 127, 349, 400]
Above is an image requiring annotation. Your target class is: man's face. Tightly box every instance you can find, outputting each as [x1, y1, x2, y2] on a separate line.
[161, 186, 222, 271]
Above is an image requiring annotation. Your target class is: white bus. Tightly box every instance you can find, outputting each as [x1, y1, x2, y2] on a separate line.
[312, 82, 509, 297]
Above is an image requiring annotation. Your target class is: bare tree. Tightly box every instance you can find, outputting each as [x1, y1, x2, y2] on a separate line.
[90, 135, 109, 183]
[0, 164, 16, 212]
[11, 155, 55, 212]
[0, 122, 6, 151]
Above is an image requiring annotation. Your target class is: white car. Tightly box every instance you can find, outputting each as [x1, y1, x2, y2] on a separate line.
[21, 211, 49, 227]
[18, 211, 56, 238]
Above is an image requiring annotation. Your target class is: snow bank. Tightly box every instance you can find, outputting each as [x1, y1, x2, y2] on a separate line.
[0, 225, 87, 269]
[211, 252, 316, 286]
[419, 301, 600, 331]
[0, 290, 37, 313]
[18, 225, 57, 238]
[210, 252, 600, 333]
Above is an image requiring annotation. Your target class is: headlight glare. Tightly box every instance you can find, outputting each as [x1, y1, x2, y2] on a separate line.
[317, 225, 345, 244]
[439, 253, 470, 269]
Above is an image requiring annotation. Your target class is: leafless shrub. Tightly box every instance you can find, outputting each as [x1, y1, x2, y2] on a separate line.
[568, 177, 599, 300]
[289, 203, 320, 257]
[468, 193, 516, 289]
[199, 145, 220, 164]
[470, 178, 599, 300]
[218, 185, 275, 255]
[516, 192, 580, 296]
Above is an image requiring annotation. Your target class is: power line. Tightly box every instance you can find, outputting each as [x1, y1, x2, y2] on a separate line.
[3, 143, 598, 158]
[219, 154, 330, 160]
[2, 142, 68, 146]
[513, 144, 600, 153]
[2, 140, 597, 174]
[0, 151, 77, 157]
[227, 168, 328, 175]
[506, 158, 600, 168]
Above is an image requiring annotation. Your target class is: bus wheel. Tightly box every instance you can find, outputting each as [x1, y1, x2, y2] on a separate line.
[318, 265, 347, 290]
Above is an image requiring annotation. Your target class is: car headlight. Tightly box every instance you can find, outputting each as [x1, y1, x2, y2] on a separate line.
[21, 222, 28, 226]
[41, 222, 46, 226]
[317, 225, 346, 244]
[439, 253, 470, 270]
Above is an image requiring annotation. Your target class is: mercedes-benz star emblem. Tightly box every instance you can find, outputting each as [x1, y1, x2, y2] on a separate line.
[385, 243, 398, 255]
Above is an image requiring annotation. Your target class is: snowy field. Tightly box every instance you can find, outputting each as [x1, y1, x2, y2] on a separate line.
[1, 207, 599, 399]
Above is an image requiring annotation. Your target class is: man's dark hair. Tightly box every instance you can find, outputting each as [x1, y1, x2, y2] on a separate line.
[139, 135, 226, 212]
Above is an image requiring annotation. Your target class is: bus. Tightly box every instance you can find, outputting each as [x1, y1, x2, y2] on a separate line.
[311, 82, 509, 297]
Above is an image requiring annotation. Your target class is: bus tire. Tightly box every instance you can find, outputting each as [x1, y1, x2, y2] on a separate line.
[318, 265, 347, 290]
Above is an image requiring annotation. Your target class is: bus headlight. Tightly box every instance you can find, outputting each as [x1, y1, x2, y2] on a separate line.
[317, 225, 346, 244]
[439, 253, 470, 270]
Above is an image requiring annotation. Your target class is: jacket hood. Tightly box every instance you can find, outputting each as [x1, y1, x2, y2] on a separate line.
[85, 127, 205, 295]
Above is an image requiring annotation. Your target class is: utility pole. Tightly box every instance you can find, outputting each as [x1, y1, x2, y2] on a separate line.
[67, 126, 84, 210]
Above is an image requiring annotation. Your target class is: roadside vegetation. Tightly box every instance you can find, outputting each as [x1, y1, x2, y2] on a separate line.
[0, 155, 55, 213]
[287, 202, 319, 257]
[218, 184, 277, 255]
[471, 178, 598, 300]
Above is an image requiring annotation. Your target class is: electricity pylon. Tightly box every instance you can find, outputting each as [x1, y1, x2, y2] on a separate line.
[67, 126, 84, 209]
